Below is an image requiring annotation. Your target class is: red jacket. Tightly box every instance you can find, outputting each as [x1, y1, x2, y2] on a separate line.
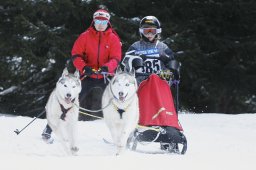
[71, 25, 121, 79]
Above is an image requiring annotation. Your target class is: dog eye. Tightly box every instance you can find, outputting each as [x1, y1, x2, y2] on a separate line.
[64, 84, 67, 87]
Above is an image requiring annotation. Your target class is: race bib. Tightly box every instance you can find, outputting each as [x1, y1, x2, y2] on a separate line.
[137, 58, 161, 73]
[135, 48, 161, 74]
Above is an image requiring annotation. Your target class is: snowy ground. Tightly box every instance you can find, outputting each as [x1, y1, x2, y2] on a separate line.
[0, 113, 255, 170]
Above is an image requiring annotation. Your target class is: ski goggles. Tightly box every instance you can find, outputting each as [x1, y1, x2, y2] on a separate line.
[139, 28, 161, 35]
[94, 19, 108, 25]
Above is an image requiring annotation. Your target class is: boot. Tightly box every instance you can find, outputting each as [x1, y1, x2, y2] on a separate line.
[41, 124, 54, 144]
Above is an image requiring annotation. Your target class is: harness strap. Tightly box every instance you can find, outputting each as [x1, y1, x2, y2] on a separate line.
[117, 109, 125, 119]
[73, 97, 113, 113]
[137, 125, 162, 132]
[60, 104, 72, 121]
[79, 110, 103, 119]
[135, 126, 165, 145]
[78, 109, 162, 133]
[111, 100, 132, 119]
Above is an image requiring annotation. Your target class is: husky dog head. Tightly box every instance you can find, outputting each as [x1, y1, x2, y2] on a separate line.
[110, 67, 137, 102]
[56, 68, 81, 104]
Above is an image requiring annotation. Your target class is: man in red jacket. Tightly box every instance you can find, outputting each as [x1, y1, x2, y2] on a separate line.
[70, 9, 121, 111]
[71, 9, 121, 78]
[41, 9, 122, 143]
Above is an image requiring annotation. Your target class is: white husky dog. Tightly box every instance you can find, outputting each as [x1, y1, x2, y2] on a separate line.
[46, 68, 81, 154]
[102, 68, 139, 155]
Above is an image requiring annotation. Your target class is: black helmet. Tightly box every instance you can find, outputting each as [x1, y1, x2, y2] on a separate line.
[140, 16, 161, 29]
[139, 16, 162, 42]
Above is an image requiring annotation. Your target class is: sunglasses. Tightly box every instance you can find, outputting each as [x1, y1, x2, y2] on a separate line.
[94, 19, 108, 25]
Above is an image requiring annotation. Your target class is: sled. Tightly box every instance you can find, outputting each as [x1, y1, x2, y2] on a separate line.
[127, 125, 187, 154]
[125, 58, 187, 154]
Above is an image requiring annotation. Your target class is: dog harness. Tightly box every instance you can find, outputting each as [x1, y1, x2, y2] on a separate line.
[60, 102, 74, 121]
[111, 100, 133, 119]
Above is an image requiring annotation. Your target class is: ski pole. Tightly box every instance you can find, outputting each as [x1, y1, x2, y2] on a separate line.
[14, 110, 46, 135]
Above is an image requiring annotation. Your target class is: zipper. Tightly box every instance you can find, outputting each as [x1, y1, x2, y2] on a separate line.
[97, 32, 102, 79]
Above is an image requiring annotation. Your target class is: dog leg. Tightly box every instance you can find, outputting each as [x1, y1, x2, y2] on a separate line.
[107, 123, 118, 146]
[109, 124, 125, 156]
[67, 121, 79, 155]
[116, 129, 130, 155]
[115, 124, 129, 155]
[117, 120, 138, 155]
[53, 121, 74, 155]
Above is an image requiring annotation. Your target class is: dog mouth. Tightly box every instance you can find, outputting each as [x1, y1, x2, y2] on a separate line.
[64, 97, 73, 104]
[118, 93, 128, 102]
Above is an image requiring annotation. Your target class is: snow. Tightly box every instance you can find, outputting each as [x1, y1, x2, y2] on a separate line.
[0, 113, 255, 170]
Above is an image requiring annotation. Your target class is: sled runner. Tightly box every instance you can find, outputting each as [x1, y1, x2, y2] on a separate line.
[123, 55, 187, 154]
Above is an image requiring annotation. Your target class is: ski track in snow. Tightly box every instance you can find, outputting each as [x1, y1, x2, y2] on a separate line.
[0, 113, 255, 170]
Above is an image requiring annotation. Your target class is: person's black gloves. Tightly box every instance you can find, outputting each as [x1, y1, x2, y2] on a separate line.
[159, 54, 171, 63]
[139, 54, 147, 61]
[83, 66, 93, 76]
[99, 66, 108, 73]
[66, 59, 76, 74]
[159, 69, 173, 81]
[140, 54, 171, 63]
[132, 58, 144, 70]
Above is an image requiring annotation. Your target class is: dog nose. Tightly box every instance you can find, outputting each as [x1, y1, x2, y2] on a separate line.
[119, 92, 124, 96]
[66, 93, 71, 98]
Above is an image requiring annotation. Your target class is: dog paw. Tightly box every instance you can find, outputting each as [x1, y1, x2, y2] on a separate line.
[42, 137, 54, 144]
[116, 146, 125, 155]
[71, 146, 79, 153]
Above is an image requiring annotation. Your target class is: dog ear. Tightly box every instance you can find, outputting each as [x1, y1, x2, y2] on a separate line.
[115, 65, 123, 74]
[129, 68, 135, 76]
[62, 67, 69, 77]
[73, 69, 80, 79]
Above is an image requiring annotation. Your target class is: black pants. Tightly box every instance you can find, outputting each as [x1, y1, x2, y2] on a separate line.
[65, 59, 109, 120]
[79, 77, 108, 120]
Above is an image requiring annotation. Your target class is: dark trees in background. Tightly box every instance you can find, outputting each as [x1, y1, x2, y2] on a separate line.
[0, 0, 256, 117]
